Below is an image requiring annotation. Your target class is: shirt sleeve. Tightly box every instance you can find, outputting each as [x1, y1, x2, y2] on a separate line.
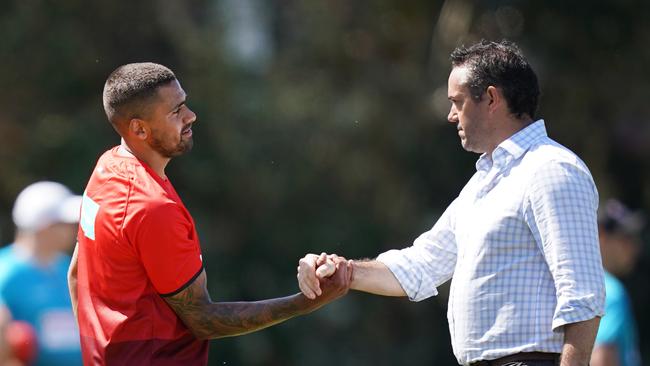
[377, 199, 458, 302]
[524, 160, 605, 330]
[134, 202, 204, 296]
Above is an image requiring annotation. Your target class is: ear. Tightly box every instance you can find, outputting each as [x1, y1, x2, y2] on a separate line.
[128, 118, 149, 140]
[485, 86, 501, 113]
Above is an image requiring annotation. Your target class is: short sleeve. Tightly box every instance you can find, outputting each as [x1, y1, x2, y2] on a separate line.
[377, 199, 458, 302]
[135, 203, 204, 296]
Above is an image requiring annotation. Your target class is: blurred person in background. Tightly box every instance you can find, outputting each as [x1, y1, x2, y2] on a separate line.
[0, 181, 83, 365]
[590, 199, 644, 366]
[298, 40, 605, 366]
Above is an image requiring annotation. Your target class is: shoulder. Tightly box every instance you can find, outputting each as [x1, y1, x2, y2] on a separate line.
[0, 247, 14, 286]
[522, 137, 596, 192]
[0, 245, 21, 279]
[0, 246, 30, 291]
[524, 137, 592, 177]
[0, 245, 13, 261]
[89, 147, 166, 187]
[91, 152, 175, 208]
[85, 147, 139, 197]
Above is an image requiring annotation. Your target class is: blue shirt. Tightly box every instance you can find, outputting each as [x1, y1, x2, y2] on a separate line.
[0, 244, 82, 366]
[595, 272, 641, 366]
[377, 120, 605, 365]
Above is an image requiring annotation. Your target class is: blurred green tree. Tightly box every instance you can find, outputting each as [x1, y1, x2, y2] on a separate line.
[1, 1, 649, 365]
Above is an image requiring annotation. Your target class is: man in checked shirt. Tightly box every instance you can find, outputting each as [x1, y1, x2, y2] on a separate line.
[297, 40, 605, 366]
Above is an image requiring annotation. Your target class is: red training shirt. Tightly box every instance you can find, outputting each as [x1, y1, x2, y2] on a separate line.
[76, 146, 208, 365]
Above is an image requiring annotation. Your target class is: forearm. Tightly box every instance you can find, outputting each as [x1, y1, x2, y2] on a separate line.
[350, 260, 406, 297]
[560, 317, 600, 366]
[165, 270, 334, 340]
[166, 293, 314, 340]
[169, 263, 351, 339]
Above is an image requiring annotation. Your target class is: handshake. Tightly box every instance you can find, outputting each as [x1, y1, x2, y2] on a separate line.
[296, 253, 354, 301]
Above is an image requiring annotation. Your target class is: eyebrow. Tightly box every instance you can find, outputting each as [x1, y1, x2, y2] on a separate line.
[171, 98, 187, 112]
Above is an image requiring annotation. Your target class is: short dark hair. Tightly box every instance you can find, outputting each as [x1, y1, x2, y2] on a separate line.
[102, 62, 176, 127]
[450, 40, 539, 119]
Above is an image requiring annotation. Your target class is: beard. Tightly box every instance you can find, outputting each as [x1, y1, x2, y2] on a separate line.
[149, 130, 193, 158]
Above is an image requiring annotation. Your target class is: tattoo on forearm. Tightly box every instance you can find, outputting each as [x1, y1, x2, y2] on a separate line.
[164, 272, 308, 339]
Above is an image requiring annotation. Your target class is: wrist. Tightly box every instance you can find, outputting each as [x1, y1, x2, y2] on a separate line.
[292, 293, 318, 315]
[349, 260, 362, 291]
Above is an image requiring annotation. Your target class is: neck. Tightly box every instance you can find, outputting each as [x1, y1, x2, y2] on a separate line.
[484, 117, 534, 155]
[120, 139, 170, 180]
[14, 232, 58, 266]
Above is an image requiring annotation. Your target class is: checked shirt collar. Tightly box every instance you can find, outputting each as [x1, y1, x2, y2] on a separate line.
[475, 119, 547, 173]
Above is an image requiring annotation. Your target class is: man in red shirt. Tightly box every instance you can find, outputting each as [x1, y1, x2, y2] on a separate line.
[68, 62, 351, 365]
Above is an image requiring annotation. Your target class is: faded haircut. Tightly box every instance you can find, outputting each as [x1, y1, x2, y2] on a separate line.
[102, 62, 176, 129]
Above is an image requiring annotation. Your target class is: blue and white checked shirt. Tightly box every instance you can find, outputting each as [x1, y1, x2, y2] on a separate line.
[377, 120, 605, 365]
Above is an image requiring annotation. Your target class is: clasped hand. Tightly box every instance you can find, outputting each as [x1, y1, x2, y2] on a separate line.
[297, 253, 352, 300]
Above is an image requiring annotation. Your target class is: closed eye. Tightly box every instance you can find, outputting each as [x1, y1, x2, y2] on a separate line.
[172, 105, 184, 115]
[171, 100, 187, 115]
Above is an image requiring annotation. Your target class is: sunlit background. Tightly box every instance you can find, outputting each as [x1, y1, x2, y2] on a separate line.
[1, 1, 649, 365]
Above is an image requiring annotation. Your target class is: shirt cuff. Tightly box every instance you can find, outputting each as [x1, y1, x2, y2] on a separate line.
[377, 249, 438, 302]
[551, 295, 605, 330]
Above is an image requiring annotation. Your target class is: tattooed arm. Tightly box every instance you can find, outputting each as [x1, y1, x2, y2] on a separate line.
[164, 260, 352, 340]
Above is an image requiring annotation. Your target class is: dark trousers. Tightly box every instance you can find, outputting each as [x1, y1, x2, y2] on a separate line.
[470, 352, 560, 366]
[475, 362, 557, 366]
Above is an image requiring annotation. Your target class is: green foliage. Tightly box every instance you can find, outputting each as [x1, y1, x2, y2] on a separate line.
[1, 1, 650, 364]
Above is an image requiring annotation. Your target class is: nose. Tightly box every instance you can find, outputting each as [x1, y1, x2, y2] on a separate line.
[185, 107, 197, 124]
[447, 106, 458, 124]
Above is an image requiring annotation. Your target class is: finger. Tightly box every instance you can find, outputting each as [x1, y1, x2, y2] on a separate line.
[298, 271, 320, 298]
[329, 254, 347, 264]
[316, 259, 336, 278]
[313, 255, 326, 295]
[316, 252, 328, 266]
[301, 253, 319, 266]
[298, 254, 321, 298]
[297, 272, 316, 299]
[298, 254, 318, 274]
[298, 271, 319, 299]
[298, 265, 315, 299]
